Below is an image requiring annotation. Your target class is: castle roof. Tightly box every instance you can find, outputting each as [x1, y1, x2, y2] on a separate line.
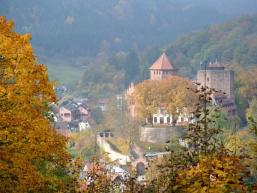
[149, 53, 175, 70]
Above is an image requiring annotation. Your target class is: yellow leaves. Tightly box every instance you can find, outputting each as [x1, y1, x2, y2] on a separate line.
[176, 154, 248, 193]
[132, 76, 197, 119]
[22, 33, 32, 42]
[0, 17, 70, 192]
[0, 16, 14, 33]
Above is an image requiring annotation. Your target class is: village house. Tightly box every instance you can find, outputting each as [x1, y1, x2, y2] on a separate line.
[56, 100, 93, 132]
[59, 102, 77, 122]
[59, 100, 91, 122]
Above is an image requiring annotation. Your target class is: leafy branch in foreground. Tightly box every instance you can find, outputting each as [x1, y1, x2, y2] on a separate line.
[0, 16, 73, 193]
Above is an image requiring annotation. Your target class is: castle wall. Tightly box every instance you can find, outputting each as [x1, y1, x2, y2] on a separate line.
[140, 127, 171, 143]
[150, 70, 177, 80]
[197, 69, 234, 99]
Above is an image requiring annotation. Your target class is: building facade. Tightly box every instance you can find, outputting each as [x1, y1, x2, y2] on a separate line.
[126, 53, 178, 118]
[211, 93, 237, 116]
[197, 61, 234, 99]
[149, 53, 177, 80]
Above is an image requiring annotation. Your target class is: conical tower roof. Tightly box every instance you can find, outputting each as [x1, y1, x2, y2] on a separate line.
[149, 53, 175, 70]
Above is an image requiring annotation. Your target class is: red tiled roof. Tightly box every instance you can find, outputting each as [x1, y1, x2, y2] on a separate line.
[149, 53, 175, 70]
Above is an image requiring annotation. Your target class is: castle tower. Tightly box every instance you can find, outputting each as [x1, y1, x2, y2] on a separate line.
[149, 53, 177, 80]
[197, 61, 234, 99]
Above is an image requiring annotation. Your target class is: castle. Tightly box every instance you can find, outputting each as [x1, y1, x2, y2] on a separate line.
[126, 53, 178, 119]
[197, 61, 234, 100]
[126, 53, 191, 125]
[197, 61, 236, 116]
[126, 53, 236, 143]
[126, 54, 236, 120]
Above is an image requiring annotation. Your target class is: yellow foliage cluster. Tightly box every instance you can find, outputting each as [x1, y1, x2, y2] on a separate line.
[0, 16, 70, 192]
[177, 155, 248, 193]
[132, 76, 197, 119]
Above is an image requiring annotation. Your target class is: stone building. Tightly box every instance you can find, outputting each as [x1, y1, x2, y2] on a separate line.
[211, 93, 237, 116]
[125, 82, 136, 118]
[197, 61, 234, 99]
[149, 53, 177, 80]
[125, 53, 178, 118]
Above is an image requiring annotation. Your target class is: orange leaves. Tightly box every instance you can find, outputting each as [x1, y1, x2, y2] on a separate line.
[0, 16, 70, 192]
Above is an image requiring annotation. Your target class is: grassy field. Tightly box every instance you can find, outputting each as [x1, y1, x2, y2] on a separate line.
[39, 55, 86, 85]
[47, 63, 84, 85]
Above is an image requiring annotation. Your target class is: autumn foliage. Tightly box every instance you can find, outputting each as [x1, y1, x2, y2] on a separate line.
[132, 76, 197, 120]
[0, 17, 70, 192]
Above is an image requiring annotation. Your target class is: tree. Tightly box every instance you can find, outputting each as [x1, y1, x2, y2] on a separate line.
[132, 76, 197, 122]
[0, 16, 71, 192]
[79, 63, 125, 99]
[177, 153, 248, 193]
[180, 80, 251, 192]
[235, 66, 257, 119]
[246, 98, 257, 128]
[246, 98, 257, 182]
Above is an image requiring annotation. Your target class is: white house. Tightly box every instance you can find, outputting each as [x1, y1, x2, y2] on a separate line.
[151, 107, 194, 126]
[78, 121, 91, 131]
[152, 108, 173, 125]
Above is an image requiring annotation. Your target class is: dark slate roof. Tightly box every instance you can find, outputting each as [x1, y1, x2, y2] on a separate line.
[61, 101, 78, 111]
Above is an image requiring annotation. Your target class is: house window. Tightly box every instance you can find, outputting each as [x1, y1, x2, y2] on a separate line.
[64, 113, 70, 117]
[207, 77, 209, 82]
[154, 117, 157, 123]
[167, 117, 170, 123]
[160, 117, 164, 124]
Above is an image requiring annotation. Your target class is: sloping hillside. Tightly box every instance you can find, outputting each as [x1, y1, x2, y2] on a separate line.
[165, 15, 257, 77]
[79, 14, 257, 99]
[2, 0, 257, 57]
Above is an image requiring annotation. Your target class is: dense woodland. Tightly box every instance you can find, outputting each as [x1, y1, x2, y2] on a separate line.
[78, 15, 257, 122]
[2, 0, 257, 85]
[3, 0, 257, 57]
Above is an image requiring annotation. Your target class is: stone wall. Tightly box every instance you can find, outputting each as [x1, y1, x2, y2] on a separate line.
[140, 126, 182, 143]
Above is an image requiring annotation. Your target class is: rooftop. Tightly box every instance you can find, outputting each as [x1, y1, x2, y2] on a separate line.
[149, 53, 176, 70]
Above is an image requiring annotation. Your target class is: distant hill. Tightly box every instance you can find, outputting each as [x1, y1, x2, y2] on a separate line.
[2, 0, 257, 58]
[165, 14, 257, 78]
[78, 14, 257, 99]
[2, 0, 257, 86]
